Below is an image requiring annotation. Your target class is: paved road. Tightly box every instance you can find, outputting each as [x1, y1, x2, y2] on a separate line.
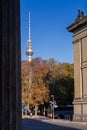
[22, 116, 87, 130]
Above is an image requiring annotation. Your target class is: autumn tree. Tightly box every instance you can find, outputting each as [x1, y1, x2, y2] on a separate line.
[22, 57, 74, 114]
[30, 57, 50, 115]
[21, 57, 50, 115]
[21, 60, 29, 106]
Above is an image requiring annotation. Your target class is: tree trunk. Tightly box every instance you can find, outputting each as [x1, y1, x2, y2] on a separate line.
[35, 105, 38, 116]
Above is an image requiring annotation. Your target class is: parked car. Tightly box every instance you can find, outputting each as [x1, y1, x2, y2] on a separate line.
[54, 105, 73, 120]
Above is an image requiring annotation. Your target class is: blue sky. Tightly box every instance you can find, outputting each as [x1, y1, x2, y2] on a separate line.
[20, 0, 87, 63]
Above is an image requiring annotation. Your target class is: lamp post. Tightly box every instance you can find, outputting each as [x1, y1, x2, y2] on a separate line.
[51, 95, 54, 120]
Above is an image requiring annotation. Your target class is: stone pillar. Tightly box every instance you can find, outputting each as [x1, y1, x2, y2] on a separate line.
[67, 10, 87, 122]
[0, 0, 21, 130]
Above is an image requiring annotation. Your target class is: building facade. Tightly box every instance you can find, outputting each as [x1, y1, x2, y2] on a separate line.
[67, 10, 87, 122]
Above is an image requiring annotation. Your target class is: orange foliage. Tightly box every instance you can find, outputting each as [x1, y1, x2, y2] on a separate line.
[21, 57, 50, 107]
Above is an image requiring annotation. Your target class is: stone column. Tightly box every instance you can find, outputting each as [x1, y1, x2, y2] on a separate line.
[0, 0, 21, 130]
[67, 10, 87, 122]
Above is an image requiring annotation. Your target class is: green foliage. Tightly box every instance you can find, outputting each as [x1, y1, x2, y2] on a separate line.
[47, 59, 74, 105]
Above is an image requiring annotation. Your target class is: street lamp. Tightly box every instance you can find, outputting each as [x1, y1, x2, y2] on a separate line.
[51, 95, 54, 120]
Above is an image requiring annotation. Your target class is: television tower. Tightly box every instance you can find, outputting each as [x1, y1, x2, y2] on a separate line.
[26, 12, 34, 62]
[25, 12, 34, 114]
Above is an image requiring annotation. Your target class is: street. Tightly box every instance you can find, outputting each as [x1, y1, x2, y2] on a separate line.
[22, 116, 87, 130]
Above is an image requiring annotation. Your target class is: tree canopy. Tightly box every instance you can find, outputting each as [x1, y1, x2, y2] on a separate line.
[22, 57, 74, 113]
[21, 57, 50, 114]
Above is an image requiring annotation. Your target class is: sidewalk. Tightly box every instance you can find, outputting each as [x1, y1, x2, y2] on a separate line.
[22, 115, 49, 119]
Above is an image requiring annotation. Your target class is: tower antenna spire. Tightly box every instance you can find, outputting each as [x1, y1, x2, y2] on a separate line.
[26, 11, 34, 62]
[28, 11, 31, 41]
